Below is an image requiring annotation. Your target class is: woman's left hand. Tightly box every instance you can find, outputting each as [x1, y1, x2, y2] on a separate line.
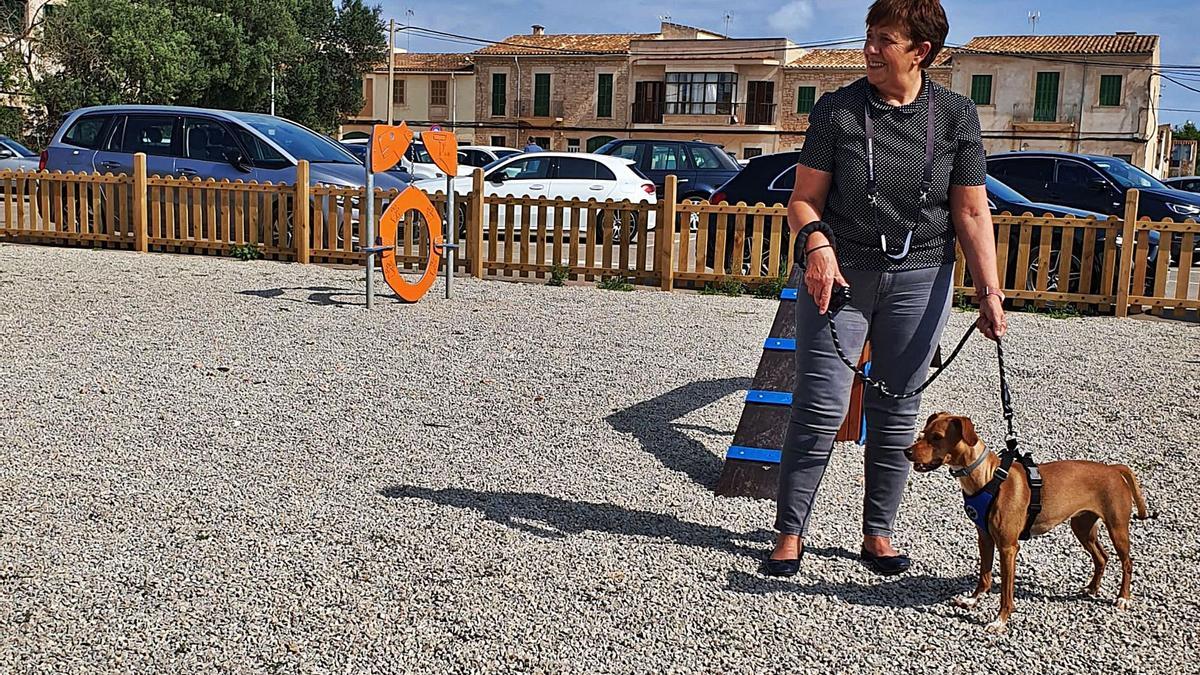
[977, 295, 1007, 341]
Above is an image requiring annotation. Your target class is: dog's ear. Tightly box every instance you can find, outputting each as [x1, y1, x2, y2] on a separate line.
[952, 417, 979, 446]
[926, 412, 947, 428]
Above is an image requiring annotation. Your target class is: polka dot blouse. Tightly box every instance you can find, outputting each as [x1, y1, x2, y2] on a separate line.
[798, 74, 987, 271]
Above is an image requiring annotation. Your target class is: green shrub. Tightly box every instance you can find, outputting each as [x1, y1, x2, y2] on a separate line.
[548, 264, 569, 287]
[229, 243, 263, 261]
[752, 275, 788, 300]
[700, 278, 745, 297]
[597, 275, 634, 291]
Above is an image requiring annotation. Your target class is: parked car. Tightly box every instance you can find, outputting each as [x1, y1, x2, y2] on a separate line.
[457, 145, 522, 169]
[0, 135, 39, 171]
[593, 138, 742, 204]
[1164, 176, 1200, 194]
[338, 141, 413, 181]
[986, 175, 1158, 293]
[987, 151, 1200, 264]
[44, 105, 408, 247]
[415, 152, 656, 241]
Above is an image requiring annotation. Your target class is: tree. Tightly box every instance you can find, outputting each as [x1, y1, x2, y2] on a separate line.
[1175, 122, 1200, 142]
[29, 0, 385, 139]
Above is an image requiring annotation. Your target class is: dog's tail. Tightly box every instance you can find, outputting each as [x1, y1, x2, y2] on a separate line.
[1116, 465, 1156, 520]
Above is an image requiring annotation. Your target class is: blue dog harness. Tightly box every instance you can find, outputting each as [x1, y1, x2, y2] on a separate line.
[953, 339, 1044, 541]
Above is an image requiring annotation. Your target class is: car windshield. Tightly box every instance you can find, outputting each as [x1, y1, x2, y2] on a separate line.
[986, 176, 1032, 204]
[3, 138, 37, 157]
[1092, 158, 1167, 190]
[230, 113, 356, 164]
[494, 149, 520, 160]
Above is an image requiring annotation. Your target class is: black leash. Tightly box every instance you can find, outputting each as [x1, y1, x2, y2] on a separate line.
[824, 285, 977, 400]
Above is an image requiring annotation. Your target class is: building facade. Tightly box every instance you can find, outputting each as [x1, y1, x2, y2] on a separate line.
[344, 51, 476, 143]
[953, 34, 1164, 173]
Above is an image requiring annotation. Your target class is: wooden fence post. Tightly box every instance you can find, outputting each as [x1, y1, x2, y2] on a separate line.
[1115, 189, 1139, 318]
[659, 175, 678, 291]
[295, 160, 311, 264]
[133, 153, 148, 253]
[469, 168, 485, 278]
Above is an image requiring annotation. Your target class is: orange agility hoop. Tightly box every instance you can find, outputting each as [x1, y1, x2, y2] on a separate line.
[378, 186, 444, 303]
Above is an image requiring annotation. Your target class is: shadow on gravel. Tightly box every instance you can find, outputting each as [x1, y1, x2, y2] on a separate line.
[238, 286, 397, 308]
[725, 569, 977, 610]
[381, 484, 772, 558]
[606, 377, 752, 489]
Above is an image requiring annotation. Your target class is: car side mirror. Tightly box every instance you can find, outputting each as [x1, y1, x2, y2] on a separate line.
[0, 147, 13, 159]
[1089, 178, 1110, 192]
[487, 172, 507, 183]
[225, 150, 251, 173]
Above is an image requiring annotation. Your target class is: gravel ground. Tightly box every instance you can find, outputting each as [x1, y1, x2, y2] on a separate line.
[1, 242, 1198, 674]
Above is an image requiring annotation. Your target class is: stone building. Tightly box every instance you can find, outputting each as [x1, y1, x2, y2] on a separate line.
[344, 51, 476, 142]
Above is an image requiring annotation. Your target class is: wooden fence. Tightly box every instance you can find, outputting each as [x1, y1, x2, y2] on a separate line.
[0, 156, 1195, 317]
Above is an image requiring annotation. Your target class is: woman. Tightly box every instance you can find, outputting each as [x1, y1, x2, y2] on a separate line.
[766, 0, 1007, 578]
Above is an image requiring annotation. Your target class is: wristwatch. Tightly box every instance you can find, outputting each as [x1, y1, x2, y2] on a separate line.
[976, 286, 1006, 303]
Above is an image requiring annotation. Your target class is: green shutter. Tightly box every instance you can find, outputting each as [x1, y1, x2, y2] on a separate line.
[1099, 75, 1122, 106]
[1034, 72, 1059, 122]
[491, 73, 506, 116]
[597, 73, 613, 118]
[534, 74, 551, 117]
[796, 86, 816, 114]
[970, 75, 992, 106]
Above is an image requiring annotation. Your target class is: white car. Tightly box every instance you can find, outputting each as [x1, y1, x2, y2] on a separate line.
[457, 145, 522, 169]
[0, 135, 40, 172]
[415, 152, 657, 239]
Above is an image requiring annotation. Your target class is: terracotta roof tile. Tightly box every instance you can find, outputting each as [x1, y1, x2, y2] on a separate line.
[962, 34, 1158, 55]
[474, 33, 657, 56]
[376, 53, 474, 73]
[786, 48, 953, 69]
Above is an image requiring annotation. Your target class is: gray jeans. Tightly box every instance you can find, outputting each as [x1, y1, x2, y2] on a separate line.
[775, 263, 954, 538]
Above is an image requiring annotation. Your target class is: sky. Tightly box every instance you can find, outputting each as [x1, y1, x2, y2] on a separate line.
[377, 0, 1200, 128]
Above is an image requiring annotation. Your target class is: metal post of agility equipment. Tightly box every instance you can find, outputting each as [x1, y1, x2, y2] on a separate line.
[444, 172, 455, 299]
[365, 137, 376, 310]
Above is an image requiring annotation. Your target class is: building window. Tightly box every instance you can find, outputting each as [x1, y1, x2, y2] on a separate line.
[970, 74, 992, 106]
[664, 72, 736, 115]
[1114, 153, 1133, 163]
[567, 138, 581, 152]
[1099, 75, 1122, 107]
[491, 72, 506, 116]
[531, 136, 551, 150]
[491, 135, 507, 147]
[534, 73, 551, 117]
[393, 79, 405, 105]
[1034, 72, 1060, 122]
[796, 86, 816, 114]
[744, 147, 763, 159]
[597, 73, 614, 118]
[430, 80, 448, 107]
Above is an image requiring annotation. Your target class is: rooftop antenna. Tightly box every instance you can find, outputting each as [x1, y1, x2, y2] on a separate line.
[405, 8, 415, 51]
[723, 12, 733, 37]
[1028, 11, 1040, 34]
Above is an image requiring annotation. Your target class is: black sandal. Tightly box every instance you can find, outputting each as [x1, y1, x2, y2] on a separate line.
[859, 547, 911, 576]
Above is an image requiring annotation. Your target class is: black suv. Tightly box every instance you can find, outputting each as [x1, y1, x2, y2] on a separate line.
[988, 151, 1200, 264]
[593, 139, 742, 202]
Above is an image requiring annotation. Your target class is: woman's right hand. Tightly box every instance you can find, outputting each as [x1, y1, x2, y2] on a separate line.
[804, 245, 849, 315]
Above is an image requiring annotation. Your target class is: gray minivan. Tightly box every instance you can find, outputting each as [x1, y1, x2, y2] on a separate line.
[44, 105, 408, 190]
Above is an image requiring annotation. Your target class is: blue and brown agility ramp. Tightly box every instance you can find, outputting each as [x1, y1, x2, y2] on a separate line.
[714, 266, 869, 500]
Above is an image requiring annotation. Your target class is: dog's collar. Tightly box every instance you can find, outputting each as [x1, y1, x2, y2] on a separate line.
[949, 448, 992, 478]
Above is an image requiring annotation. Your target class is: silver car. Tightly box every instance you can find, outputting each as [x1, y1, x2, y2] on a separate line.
[0, 135, 40, 172]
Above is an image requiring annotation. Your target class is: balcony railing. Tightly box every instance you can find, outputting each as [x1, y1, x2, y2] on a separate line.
[630, 101, 777, 126]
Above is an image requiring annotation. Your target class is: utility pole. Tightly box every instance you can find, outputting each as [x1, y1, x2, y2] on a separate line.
[386, 18, 396, 125]
[270, 66, 275, 116]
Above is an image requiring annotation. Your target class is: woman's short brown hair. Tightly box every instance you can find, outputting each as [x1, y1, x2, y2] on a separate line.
[866, 0, 949, 69]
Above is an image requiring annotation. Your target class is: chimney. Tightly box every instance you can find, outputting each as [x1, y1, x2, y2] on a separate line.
[532, 24, 545, 37]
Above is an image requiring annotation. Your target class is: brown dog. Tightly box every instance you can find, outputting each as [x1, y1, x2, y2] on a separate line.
[906, 412, 1152, 633]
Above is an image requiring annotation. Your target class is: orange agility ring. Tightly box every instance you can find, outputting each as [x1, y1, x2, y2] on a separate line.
[378, 186, 444, 303]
